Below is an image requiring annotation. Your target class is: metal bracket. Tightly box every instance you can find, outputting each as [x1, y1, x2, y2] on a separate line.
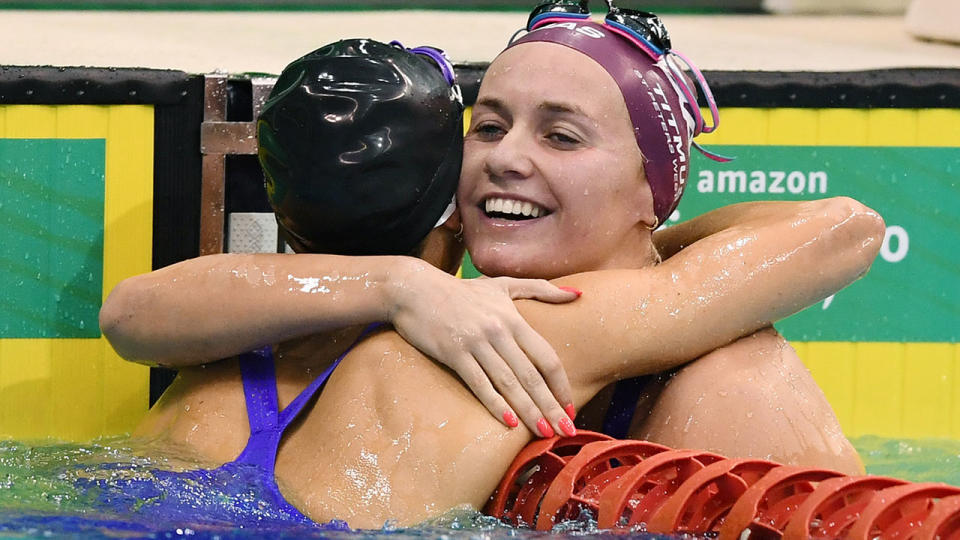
[198, 74, 277, 255]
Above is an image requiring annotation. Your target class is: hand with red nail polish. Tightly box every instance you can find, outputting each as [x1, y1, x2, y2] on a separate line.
[537, 418, 555, 438]
[388, 264, 580, 433]
[558, 286, 583, 297]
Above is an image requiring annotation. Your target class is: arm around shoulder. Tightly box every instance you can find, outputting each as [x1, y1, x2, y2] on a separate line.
[99, 253, 413, 367]
[515, 196, 885, 395]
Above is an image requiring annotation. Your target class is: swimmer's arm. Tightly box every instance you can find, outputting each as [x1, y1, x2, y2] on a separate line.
[99, 254, 429, 366]
[100, 252, 579, 435]
[518, 197, 886, 400]
[652, 201, 818, 260]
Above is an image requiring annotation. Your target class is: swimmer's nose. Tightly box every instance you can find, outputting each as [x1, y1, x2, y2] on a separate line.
[483, 129, 535, 182]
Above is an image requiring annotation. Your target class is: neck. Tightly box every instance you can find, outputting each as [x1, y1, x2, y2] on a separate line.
[598, 229, 660, 272]
[274, 326, 367, 375]
[419, 227, 466, 275]
[643, 238, 663, 267]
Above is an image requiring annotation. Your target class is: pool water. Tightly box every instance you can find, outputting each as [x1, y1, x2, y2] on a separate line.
[1, 436, 958, 539]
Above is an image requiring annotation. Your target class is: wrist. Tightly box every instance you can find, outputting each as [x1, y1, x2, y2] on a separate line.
[382, 256, 431, 323]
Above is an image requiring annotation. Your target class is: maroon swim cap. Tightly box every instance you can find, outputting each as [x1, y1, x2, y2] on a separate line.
[505, 20, 695, 225]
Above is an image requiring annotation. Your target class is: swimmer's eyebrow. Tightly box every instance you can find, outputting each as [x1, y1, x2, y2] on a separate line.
[537, 101, 589, 119]
[473, 98, 591, 124]
[473, 97, 509, 114]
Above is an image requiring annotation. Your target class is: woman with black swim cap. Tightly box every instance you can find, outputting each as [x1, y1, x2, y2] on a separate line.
[102, 4, 884, 527]
[105, 38, 585, 439]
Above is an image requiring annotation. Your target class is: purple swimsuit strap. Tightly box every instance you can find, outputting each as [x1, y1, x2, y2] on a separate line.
[234, 323, 383, 471]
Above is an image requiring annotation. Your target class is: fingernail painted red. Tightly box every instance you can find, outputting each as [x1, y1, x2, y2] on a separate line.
[564, 403, 577, 420]
[558, 286, 583, 297]
[559, 417, 577, 437]
[537, 418, 555, 438]
[503, 410, 519, 428]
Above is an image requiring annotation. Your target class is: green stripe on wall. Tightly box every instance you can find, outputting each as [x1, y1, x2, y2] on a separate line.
[0, 139, 106, 339]
[684, 145, 960, 343]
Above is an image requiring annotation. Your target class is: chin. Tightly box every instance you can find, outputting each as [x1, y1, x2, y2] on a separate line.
[469, 247, 564, 280]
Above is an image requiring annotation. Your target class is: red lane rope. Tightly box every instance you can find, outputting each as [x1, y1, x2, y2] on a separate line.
[646, 458, 780, 535]
[597, 449, 725, 530]
[484, 431, 960, 539]
[719, 466, 845, 539]
[914, 493, 960, 540]
[537, 439, 670, 529]
[846, 483, 960, 540]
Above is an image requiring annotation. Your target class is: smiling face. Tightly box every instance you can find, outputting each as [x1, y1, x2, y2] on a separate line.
[458, 42, 659, 279]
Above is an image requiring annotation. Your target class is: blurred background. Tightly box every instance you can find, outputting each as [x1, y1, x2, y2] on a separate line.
[0, 0, 957, 71]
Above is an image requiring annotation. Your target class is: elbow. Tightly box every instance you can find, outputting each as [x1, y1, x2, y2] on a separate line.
[824, 196, 886, 276]
[99, 276, 152, 363]
[99, 280, 127, 346]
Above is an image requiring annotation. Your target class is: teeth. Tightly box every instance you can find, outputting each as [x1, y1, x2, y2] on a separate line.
[483, 197, 547, 219]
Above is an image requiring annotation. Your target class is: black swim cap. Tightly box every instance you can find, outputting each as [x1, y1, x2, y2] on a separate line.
[257, 39, 463, 255]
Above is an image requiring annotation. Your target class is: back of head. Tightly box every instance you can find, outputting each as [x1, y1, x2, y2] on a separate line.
[258, 39, 463, 255]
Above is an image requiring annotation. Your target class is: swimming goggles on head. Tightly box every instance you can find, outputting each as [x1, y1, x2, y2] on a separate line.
[526, 0, 591, 28]
[517, 0, 729, 162]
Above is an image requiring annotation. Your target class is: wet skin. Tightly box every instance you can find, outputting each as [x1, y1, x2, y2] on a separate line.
[134, 41, 882, 527]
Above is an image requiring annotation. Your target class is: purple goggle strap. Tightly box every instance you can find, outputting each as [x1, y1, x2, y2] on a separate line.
[390, 40, 457, 86]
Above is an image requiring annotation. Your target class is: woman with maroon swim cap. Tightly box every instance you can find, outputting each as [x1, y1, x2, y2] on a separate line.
[103, 4, 884, 527]
[456, 7, 872, 471]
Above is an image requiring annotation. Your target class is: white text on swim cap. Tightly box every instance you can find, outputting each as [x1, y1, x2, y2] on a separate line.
[641, 78, 687, 199]
[542, 22, 605, 39]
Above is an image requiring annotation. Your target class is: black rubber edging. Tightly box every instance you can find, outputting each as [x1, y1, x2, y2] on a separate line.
[149, 75, 205, 405]
[704, 69, 960, 108]
[0, 66, 198, 106]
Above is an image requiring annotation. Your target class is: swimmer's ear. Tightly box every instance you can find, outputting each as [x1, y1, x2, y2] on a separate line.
[425, 208, 464, 275]
[439, 207, 462, 235]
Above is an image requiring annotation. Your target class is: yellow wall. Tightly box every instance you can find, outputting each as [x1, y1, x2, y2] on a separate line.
[0, 105, 153, 441]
